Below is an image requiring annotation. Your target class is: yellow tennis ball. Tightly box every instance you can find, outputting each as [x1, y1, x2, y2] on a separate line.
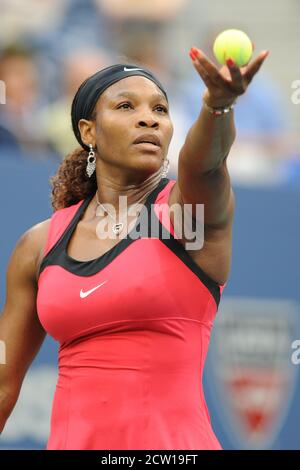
[213, 29, 253, 67]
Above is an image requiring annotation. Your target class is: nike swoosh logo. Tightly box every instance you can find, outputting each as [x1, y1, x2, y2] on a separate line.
[123, 67, 143, 72]
[80, 280, 107, 299]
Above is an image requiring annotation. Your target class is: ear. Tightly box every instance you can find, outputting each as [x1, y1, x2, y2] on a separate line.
[78, 119, 96, 148]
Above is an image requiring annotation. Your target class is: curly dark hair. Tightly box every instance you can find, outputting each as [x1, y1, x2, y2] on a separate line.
[50, 148, 96, 211]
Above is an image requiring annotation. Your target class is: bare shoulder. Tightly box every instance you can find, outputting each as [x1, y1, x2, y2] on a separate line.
[18, 218, 51, 252]
[25, 218, 51, 244]
[14, 218, 51, 283]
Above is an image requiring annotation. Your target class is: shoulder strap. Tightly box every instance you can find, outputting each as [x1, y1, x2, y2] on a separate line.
[143, 177, 170, 207]
[42, 197, 90, 258]
[148, 178, 223, 307]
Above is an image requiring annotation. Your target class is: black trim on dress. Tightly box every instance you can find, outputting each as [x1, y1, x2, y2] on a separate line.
[38, 177, 221, 306]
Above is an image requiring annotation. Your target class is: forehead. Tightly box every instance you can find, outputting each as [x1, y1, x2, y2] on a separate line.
[99, 75, 166, 103]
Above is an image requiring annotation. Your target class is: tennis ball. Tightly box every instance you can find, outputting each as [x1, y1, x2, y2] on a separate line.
[213, 29, 253, 67]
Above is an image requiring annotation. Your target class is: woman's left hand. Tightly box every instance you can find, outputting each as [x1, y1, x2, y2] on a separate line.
[189, 46, 270, 108]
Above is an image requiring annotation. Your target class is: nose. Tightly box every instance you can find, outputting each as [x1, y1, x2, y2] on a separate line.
[137, 112, 159, 129]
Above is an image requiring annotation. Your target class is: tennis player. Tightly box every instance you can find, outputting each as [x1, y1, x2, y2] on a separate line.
[0, 47, 269, 449]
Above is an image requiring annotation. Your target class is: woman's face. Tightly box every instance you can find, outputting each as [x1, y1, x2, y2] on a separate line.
[79, 76, 174, 176]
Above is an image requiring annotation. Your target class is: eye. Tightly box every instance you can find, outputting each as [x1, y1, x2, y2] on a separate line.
[155, 105, 168, 113]
[117, 102, 132, 110]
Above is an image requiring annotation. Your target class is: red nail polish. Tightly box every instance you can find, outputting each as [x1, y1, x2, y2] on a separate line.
[226, 58, 235, 67]
[191, 47, 200, 57]
[189, 49, 196, 61]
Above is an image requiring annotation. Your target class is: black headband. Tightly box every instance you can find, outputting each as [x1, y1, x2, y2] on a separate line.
[71, 63, 169, 151]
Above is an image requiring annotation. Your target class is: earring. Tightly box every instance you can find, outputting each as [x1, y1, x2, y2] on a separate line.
[86, 144, 96, 178]
[161, 157, 170, 178]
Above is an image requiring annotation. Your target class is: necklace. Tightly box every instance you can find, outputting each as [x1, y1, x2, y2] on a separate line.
[95, 187, 153, 235]
[95, 191, 125, 234]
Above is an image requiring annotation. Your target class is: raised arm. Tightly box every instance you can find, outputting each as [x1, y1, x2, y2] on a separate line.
[174, 47, 270, 229]
[0, 220, 50, 433]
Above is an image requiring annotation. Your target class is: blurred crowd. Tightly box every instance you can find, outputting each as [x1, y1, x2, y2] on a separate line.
[0, 0, 299, 184]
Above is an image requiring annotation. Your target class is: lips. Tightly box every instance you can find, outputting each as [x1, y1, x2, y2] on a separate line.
[133, 134, 161, 147]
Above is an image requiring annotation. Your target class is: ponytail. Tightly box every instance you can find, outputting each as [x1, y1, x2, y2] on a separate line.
[50, 148, 96, 211]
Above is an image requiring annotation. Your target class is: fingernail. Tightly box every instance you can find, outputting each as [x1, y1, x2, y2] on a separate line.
[262, 50, 270, 58]
[191, 47, 200, 57]
[226, 58, 235, 67]
[189, 49, 197, 61]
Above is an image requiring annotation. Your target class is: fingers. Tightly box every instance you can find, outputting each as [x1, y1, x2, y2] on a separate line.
[225, 59, 245, 94]
[244, 50, 270, 83]
[189, 46, 270, 99]
[189, 49, 216, 89]
[226, 59, 243, 81]
[190, 47, 244, 96]
[191, 47, 226, 88]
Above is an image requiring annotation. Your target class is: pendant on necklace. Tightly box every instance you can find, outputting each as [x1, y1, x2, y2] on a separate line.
[112, 223, 124, 234]
[95, 203, 124, 234]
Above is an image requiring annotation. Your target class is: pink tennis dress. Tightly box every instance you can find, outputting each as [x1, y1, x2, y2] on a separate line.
[36, 177, 225, 450]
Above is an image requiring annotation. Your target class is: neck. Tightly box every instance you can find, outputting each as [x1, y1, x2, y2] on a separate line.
[93, 170, 163, 212]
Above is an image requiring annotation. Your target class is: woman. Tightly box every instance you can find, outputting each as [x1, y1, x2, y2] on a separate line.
[0, 46, 269, 449]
